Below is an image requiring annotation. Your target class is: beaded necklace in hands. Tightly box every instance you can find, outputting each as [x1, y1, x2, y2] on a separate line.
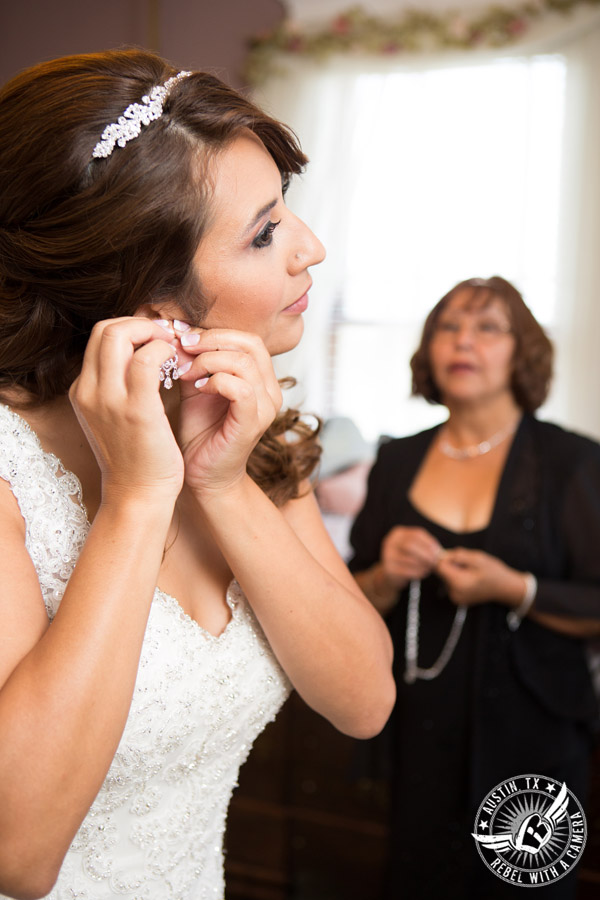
[404, 578, 467, 684]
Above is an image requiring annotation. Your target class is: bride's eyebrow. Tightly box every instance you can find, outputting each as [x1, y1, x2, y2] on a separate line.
[244, 199, 277, 235]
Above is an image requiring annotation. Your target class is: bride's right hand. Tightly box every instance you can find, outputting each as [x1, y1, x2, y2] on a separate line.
[68, 317, 184, 503]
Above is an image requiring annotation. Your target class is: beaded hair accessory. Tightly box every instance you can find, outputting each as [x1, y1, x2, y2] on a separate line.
[92, 70, 192, 159]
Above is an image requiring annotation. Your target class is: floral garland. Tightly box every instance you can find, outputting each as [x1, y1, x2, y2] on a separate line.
[245, 0, 600, 83]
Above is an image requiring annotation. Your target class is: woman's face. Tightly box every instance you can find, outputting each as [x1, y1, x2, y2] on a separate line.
[185, 132, 325, 356]
[428, 290, 517, 407]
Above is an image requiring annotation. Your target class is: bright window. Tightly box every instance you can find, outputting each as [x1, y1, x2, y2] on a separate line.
[329, 56, 566, 442]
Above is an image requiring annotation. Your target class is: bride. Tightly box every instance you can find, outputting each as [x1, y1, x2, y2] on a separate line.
[0, 49, 395, 899]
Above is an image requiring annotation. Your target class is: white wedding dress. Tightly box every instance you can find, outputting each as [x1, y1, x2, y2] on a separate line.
[0, 404, 291, 900]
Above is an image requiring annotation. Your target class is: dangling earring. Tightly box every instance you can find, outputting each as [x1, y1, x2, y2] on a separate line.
[159, 352, 180, 390]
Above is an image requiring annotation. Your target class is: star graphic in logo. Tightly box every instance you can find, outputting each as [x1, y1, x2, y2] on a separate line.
[479, 820, 489, 831]
[546, 783, 556, 793]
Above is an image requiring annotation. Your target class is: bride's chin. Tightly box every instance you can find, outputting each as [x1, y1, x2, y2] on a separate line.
[269, 320, 305, 358]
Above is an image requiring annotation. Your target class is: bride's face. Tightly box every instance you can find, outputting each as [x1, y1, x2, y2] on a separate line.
[187, 132, 325, 356]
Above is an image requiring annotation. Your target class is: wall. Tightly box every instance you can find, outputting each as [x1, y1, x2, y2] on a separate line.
[0, 0, 284, 88]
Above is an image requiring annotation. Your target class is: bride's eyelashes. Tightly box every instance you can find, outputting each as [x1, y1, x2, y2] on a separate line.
[252, 219, 281, 249]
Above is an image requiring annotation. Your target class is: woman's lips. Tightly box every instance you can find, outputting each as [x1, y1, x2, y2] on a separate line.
[283, 290, 309, 314]
[448, 362, 476, 373]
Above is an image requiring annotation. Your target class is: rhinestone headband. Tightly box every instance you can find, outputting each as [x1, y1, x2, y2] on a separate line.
[92, 70, 192, 159]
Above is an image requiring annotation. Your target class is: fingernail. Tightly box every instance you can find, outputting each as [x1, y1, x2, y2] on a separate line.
[155, 319, 175, 333]
[180, 332, 200, 347]
[195, 377, 209, 388]
[177, 361, 192, 375]
[174, 319, 191, 332]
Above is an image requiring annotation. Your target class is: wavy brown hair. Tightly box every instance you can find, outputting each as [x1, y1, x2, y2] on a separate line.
[410, 276, 553, 413]
[0, 49, 320, 504]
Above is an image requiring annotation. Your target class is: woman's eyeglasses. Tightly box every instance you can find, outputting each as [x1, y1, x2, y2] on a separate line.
[433, 317, 512, 342]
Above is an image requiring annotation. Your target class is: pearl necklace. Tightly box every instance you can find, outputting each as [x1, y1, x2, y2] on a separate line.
[439, 420, 518, 460]
[404, 579, 467, 683]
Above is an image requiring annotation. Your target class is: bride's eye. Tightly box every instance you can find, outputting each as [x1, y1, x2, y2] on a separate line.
[253, 219, 281, 249]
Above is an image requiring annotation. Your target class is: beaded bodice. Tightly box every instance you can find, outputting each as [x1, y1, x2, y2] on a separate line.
[0, 404, 291, 900]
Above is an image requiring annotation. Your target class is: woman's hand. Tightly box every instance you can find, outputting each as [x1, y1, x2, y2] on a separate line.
[380, 525, 443, 587]
[436, 547, 527, 607]
[173, 327, 282, 496]
[69, 317, 184, 503]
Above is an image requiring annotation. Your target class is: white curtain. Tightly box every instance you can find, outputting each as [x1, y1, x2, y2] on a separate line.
[546, 22, 600, 439]
[254, 11, 600, 440]
[255, 64, 359, 415]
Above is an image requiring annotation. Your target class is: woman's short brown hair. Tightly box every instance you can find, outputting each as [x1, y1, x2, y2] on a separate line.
[410, 276, 553, 413]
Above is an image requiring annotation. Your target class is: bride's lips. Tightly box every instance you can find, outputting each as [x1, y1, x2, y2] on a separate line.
[283, 284, 312, 314]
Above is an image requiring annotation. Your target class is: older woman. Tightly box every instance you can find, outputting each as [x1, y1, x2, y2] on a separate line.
[350, 276, 600, 899]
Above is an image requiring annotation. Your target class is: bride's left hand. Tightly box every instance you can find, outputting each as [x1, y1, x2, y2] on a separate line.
[172, 327, 282, 496]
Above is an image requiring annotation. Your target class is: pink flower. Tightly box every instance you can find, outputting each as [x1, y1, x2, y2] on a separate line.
[332, 15, 352, 35]
[506, 17, 527, 35]
[285, 35, 305, 52]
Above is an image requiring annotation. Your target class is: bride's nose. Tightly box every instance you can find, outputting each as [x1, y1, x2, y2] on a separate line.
[290, 221, 326, 272]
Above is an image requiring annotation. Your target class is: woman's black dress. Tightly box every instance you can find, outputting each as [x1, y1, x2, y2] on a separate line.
[385, 502, 487, 898]
[349, 418, 600, 899]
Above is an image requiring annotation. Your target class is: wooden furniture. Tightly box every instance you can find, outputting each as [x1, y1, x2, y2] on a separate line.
[226, 693, 600, 899]
[225, 691, 388, 900]
[577, 739, 600, 898]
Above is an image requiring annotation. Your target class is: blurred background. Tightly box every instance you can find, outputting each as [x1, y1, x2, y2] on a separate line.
[2, 1, 600, 897]
[0, 0, 282, 90]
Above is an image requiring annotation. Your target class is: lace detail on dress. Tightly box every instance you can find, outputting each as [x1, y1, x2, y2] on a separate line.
[0, 404, 291, 900]
[0, 404, 89, 619]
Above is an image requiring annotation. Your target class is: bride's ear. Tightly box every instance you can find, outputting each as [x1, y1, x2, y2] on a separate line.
[134, 302, 181, 325]
[134, 302, 160, 320]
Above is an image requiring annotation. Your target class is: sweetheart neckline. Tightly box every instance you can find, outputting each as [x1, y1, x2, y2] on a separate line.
[1, 403, 241, 637]
[155, 584, 240, 641]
